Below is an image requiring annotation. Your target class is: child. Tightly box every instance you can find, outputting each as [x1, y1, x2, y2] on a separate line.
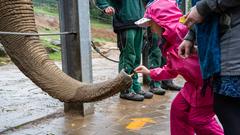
[134, 0, 224, 134]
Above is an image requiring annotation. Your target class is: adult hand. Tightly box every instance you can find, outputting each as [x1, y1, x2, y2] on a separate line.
[184, 6, 204, 28]
[134, 65, 150, 75]
[104, 6, 115, 15]
[178, 40, 195, 58]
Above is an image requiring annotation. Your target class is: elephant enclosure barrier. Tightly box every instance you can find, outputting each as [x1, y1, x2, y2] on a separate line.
[0, 0, 94, 117]
[0, 31, 74, 36]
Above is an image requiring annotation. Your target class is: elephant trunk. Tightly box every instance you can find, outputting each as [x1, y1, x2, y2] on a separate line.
[0, 0, 132, 102]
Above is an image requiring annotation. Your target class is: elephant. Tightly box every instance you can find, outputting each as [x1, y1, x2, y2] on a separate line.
[0, 0, 132, 102]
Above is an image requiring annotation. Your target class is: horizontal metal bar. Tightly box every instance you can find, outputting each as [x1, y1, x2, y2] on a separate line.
[0, 31, 76, 36]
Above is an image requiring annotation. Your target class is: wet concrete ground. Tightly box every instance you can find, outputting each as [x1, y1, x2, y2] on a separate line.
[0, 48, 183, 135]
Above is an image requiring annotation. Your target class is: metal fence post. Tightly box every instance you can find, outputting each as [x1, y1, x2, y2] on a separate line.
[59, 0, 94, 116]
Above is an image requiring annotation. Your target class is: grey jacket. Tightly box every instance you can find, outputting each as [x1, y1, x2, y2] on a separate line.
[187, 0, 240, 76]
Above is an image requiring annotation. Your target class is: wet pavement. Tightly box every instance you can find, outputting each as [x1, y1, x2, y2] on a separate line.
[0, 47, 183, 135]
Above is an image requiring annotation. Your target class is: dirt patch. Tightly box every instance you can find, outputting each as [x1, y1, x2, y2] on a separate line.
[35, 14, 59, 31]
[35, 13, 116, 42]
[91, 42, 119, 59]
[91, 27, 116, 42]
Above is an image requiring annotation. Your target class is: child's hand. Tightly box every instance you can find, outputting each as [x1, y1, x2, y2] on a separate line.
[134, 66, 150, 75]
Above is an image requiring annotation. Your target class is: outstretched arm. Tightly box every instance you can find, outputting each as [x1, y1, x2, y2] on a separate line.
[135, 65, 178, 81]
[149, 66, 178, 81]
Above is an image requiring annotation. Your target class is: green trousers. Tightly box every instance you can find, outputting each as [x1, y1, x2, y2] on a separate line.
[117, 28, 143, 93]
[147, 29, 164, 88]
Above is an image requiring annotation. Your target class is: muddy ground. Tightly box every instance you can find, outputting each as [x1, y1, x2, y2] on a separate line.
[0, 47, 185, 135]
[0, 13, 183, 135]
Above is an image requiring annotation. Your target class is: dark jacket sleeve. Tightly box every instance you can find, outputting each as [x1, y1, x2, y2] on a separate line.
[96, 0, 110, 10]
[184, 26, 196, 42]
[196, 0, 240, 16]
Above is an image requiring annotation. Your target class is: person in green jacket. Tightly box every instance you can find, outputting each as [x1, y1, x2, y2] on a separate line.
[96, 0, 153, 101]
[144, 28, 166, 95]
[145, 28, 181, 95]
[144, 0, 181, 93]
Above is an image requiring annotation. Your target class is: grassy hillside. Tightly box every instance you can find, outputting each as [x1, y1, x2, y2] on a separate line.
[0, 2, 115, 64]
[32, 4, 115, 61]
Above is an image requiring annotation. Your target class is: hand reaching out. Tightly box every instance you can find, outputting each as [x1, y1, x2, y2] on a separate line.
[134, 65, 150, 75]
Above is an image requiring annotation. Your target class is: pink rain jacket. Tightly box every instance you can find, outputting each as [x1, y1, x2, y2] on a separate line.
[146, 0, 213, 107]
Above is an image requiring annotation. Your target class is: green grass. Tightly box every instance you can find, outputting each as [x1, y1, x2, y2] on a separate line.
[41, 36, 60, 42]
[34, 6, 58, 17]
[49, 52, 61, 61]
[91, 19, 115, 42]
[38, 28, 61, 61]
[91, 19, 112, 29]
[40, 39, 59, 49]
[40, 39, 61, 61]
[38, 26, 60, 41]
[33, 8, 114, 61]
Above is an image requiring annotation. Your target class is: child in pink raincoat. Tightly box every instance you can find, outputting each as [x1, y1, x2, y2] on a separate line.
[134, 0, 223, 134]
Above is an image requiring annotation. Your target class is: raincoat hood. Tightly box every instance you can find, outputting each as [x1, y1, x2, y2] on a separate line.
[144, 0, 188, 52]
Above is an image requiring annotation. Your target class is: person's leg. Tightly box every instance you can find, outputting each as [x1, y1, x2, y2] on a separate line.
[133, 28, 153, 99]
[132, 28, 142, 93]
[117, 29, 144, 101]
[214, 93, 240, 135]
[147, 30, 165, 95]
[188, 105, 223, 135]
[171, 92, 194, 135]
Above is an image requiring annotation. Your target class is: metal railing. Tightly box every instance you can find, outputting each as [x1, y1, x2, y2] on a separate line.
[0, 31, 75, 36]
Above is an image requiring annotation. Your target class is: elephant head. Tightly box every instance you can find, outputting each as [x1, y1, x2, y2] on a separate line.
[0, 0, 132, 102]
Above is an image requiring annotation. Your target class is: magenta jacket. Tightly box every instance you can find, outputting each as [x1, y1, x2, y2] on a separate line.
[146, 0, 213, 107]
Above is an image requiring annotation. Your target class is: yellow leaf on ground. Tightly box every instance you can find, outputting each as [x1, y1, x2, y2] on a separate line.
[126, 118, 156, 130]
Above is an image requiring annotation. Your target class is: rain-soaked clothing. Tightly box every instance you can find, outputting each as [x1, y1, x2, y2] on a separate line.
[146, 28, 163, 88]
[144, 0, 224, 134]
[117, 28, 143, 92]
[96, 0, 145, 93]
[171, 93, 224, 135]
[144, 0, 165, 89]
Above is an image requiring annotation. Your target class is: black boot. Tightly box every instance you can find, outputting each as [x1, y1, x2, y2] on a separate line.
[149, 80, 166, 95]
[149, 87, 166, 95]
[136, 90, 153, 99]
[120, 90, 144, 101]
[161, 80, 182, 91]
